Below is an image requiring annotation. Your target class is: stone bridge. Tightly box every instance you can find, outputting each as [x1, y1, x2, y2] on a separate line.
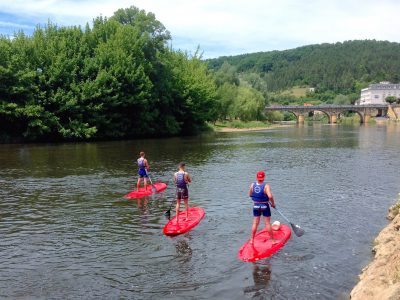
[265, 104, 388, 124]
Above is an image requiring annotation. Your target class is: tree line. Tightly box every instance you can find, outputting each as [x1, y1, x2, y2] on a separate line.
[0, 6, 220, 142]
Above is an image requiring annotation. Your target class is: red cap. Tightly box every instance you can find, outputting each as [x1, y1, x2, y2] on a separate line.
[256, 171, 265, 180]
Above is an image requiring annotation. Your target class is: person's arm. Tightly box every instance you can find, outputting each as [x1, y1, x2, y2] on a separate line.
[249, 183, 254, 197]
[185, 172, 192, 184]
[173, 173, 177, 184]
[144, 159, 149, 171]
[265, 184, 275, 207]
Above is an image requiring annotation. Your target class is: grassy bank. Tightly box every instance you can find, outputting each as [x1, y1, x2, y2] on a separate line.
[210, 120, 272, 132]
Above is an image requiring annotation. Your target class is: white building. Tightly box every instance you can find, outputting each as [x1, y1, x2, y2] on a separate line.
[358, 82, 400, 105]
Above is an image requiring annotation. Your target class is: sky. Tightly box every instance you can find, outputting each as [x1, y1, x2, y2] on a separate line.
[0, 0, 399, 58]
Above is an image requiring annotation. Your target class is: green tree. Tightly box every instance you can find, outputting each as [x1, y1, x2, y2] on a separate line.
[216, 83, 238, 120]
[333, 94, 351, 105]
[0, 5, 219, 142]
[231, 86, 265, 121]
[385, 96, 397, 104]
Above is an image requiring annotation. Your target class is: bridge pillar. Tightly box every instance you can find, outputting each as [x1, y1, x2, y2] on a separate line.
[297, 114, 305, 124]
[329, 114, 338, 124]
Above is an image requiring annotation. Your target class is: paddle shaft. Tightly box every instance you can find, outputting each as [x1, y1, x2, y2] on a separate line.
[165, 184, 189, 217]
[273, 206, 292, 224]
[144, 170, 153, 185]
[270, 202, 304, 237]
[144, 170, 157, 193]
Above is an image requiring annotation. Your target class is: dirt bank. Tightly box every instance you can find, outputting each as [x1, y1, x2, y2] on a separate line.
[350, 194, 400, 299]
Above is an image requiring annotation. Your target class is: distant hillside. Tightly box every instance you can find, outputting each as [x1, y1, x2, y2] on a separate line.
[208, 40, 400, 95]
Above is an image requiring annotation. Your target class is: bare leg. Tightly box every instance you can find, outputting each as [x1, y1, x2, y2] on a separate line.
[137, 178, 141, 191]
[264, 216, 277, 244]
[175, 199, 181, 224]
[184, 198, 189, 220]
[144, 178, 147, 190]
[250, 217, 260, 244]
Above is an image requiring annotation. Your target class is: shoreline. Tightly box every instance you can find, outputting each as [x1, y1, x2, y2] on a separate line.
[350, 193, 400, 299]
[213, 123, 293, 133]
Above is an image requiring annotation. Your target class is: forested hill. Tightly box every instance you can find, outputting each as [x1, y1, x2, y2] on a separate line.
[208, 40, 400, 94]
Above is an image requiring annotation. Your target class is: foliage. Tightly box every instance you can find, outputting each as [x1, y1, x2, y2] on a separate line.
[264, 111, 284, 122]
[212, 120, 270, 129]
[213, 62, 268, 121]
[0, 6, 217, 142]
[208, 40, 400, 99]
[385, 96, 398, 104]
[333, 94, 351, 105]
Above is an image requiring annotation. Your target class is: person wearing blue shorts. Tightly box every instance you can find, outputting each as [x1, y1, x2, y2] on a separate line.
[249, 171, 277, 244]
[174, 162, 192, 223]
[137, 151, 149, 191]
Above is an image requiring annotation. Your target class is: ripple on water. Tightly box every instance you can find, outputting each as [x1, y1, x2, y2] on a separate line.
[1, 125, 400, 299]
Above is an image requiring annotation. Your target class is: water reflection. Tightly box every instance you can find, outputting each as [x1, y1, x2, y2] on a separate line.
[243, 263, 272, 298]
[136, 197, 149, 215]
[1, 125, 400, 299]
[175, 238, 193, 264]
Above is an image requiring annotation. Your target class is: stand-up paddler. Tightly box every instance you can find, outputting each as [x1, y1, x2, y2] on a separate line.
[174, 162, 192, 223]
[249, 171, 277, 244]
[137, 151, 149, 191]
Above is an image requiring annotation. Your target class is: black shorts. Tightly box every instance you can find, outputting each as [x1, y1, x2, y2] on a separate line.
[253, 203, 271, 217]
[176, 188, 189, 200]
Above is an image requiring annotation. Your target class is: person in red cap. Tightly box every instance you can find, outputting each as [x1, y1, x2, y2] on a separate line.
[248, 171, 277, 244]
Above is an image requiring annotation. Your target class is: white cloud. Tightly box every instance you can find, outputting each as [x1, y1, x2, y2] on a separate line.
[0, 20, 34, 29]
[0, 0, 399, 57]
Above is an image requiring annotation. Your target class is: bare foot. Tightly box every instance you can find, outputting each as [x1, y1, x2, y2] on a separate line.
[271, 239, 279, 244]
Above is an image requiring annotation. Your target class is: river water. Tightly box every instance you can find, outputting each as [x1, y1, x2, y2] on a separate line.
[1, 124, 400, 300]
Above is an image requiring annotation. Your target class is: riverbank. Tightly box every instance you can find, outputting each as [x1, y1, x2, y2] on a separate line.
[350, 193, 400, 299]
[210, 121, 290, 132]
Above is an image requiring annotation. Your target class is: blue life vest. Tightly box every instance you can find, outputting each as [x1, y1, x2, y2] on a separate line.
[175, 171, 187, 189]
[251, 182, 269, 203]
[137, 158, 146, 170]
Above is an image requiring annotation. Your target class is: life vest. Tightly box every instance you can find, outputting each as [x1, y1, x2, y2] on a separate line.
[137, 157, 146, 170]
[175, 171, 187, 189]
[251, 182, 269, 203]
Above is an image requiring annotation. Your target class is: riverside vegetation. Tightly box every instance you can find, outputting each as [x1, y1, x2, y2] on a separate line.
[2, 5, 400, 142]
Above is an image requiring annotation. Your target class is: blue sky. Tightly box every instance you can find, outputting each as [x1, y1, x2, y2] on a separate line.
[0, 0, 399, 58]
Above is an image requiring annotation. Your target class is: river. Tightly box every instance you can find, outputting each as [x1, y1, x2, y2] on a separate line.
[1, 123, 400, 299]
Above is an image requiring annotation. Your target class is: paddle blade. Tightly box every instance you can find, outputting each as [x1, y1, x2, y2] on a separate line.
[164, 209, 171, 218]
[290, 223, 305, 237]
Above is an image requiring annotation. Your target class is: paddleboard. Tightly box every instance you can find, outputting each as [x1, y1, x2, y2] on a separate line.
[124, 182, 167, 199]
[163, 207, 205, 236]
[238, 224, 291, 262]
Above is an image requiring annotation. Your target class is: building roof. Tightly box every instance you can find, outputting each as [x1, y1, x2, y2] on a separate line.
[369, 83, 400, 90]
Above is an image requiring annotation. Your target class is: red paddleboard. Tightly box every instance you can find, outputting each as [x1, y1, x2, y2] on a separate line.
[163, 207, 205, 236]
[124, 182, 167, 199]
[238, 224, 291, 262]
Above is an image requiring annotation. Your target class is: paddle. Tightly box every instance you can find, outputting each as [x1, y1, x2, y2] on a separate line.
[164, 184, 188, 219]
[271, 203, 304, 237]
[145, 170, 157, 193]
[164, 198, 175, 219]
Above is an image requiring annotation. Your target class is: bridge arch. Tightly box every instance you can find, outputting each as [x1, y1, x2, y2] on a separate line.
[338, 110, 365, 123]
[307, 109, 331, 122]
[284, 110, 301, 121]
